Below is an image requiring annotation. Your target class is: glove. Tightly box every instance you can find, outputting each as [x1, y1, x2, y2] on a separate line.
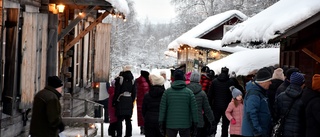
[159, 123, 165, 136]
[190, 122, 198, 137]
[231, 118, 236, 125]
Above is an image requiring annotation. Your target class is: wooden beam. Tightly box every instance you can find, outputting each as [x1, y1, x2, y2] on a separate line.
[64, 11, 109, 52]
[49, 0, 111, 6]
[302, 48, 320, 63]
[58, 5, 96, 41]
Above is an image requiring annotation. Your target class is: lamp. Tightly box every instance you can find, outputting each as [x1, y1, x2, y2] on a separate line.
[56, 4, 65, 13]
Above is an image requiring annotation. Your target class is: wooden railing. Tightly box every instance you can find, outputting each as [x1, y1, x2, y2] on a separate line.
[62, 94, 104, 136]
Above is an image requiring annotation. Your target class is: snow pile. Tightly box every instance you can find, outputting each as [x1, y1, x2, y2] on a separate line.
[106, 0, 130, 15]
[222, 0, 320, 45]
[207, 48, 279, 76]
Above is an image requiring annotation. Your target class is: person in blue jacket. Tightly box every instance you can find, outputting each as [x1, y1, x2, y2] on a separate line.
[242, 67, 273, 137]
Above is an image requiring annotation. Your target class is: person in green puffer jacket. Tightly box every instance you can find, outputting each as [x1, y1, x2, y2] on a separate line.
[187, 71, 215, 137]
[159, 69, 198, 137]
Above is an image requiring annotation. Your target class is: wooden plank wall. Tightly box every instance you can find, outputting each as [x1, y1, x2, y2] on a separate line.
[83, 21, 90, 86]
[94, 23, 111, 82]
[20, 12, 48, 109]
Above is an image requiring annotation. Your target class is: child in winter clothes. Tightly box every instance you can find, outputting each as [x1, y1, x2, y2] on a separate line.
[225, 86, 243, 137]
[108, 80, 119, 137]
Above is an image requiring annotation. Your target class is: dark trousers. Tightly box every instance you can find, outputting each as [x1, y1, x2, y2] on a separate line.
[196, 127, 206, 137]
[144, 123, 163, 137]
[97, 98, 109, 123]
[166, 128, 190, 137]
[212, 108, 230, 137]
[108, 122, 121, 137]
[116, 115, 132, 137]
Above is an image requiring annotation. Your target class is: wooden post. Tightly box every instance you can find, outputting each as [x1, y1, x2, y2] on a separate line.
[47, 13, 58, 76]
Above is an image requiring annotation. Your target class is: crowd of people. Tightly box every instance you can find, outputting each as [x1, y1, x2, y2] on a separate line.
[29, 65, 319, 137]
[102, 65, 320, 137]
[104, 64, 319, 137]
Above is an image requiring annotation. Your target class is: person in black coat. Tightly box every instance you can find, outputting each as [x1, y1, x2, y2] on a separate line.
[142, 74, 165, 137]
[207, 67, 235, 137]
[267, 68, 285, 121]
[29, 76, 65, 137]
[275, 67, 300, 97]
[274, 72, 306, 137]
[113, 65, 136, 137]
[301, 74, 320, 137]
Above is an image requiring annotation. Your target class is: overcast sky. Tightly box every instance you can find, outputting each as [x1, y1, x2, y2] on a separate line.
[134, 0, 176, 24]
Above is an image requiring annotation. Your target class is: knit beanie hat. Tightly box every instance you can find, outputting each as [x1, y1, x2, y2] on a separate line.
[141, 70, 150, 80]
[230, 86, 242, 98]
[201, 66, 210, 73]
[123, 65, 132, 72]
[174, 69, 185, 80]
[48, 76, 63, 88]
[255, 67, 272, 83]
[272, 68, 285, 81]
[149, 74, 165, 86]
[190, 71, 201, 82]
[312, 74, 320, 91]
[285, 67, 300, 80]
[290, 72, 305, 86]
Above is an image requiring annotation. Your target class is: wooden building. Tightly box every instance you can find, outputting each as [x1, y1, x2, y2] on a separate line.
[0, 0, 127, 136]
[168, 10, 248, 72]
[220, 0, 320, 88]
[271, 11, 320, 86]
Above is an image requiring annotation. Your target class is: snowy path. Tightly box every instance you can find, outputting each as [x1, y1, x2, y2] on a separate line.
[95, 104, 223, 137]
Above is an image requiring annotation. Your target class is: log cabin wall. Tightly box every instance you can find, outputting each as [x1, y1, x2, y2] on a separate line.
[280, 15, 320, 87]
[1, 1, 47, 136]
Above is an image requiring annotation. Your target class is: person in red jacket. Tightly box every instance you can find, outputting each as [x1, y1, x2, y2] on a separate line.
[225, 86, 243, 137]
[108, 80, 120, 137]
[200, 66, 211, 93]
[135, 70, 151, 135]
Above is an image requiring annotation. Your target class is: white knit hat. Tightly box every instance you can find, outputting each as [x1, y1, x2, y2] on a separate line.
[272, 68, 285, 81]
[123, 65, 132, 72]
[149, 74, 165, 86]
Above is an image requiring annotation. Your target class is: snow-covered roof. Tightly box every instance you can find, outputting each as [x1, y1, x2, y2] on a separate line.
[207, 48, 279, 76]
[164, 50, 177, 58]
[106, 0, 130, 15]
[168, 10, 247, 50]
[222, 0, 320, 45]
[176, 38, 249, 53]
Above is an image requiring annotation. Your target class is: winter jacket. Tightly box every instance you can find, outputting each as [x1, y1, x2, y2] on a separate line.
[225, 99, 243, 135]
[108, 86, 117, 123]
[242, 81, 272, 137]
[267, 79, 284, 121]
[275, 80, 289, 97]
[29, 86, 64, 137]
[274, 84, 305, 137]
[113, 71, 136, 116]
[301, 88, 320, 137]
[142, 85, 165, 126]
[200, 74, 211, 93]
[159, 80, 198, 129]
[187, 82, 214, 128]
[207, 73, 233, 110]
[135, 76, 150, 126]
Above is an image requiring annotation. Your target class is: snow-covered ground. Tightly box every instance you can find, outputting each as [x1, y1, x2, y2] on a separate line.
[95, 104, 223, 137]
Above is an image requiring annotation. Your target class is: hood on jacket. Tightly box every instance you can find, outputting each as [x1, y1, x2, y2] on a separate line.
[187, 82, 202, 94]
[217, 73, 229, 82]
[285, 84, 303, 98]
[149, 85, 165, 98]
[122, 71, 134, 80]
[171, 80, 187, 90]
